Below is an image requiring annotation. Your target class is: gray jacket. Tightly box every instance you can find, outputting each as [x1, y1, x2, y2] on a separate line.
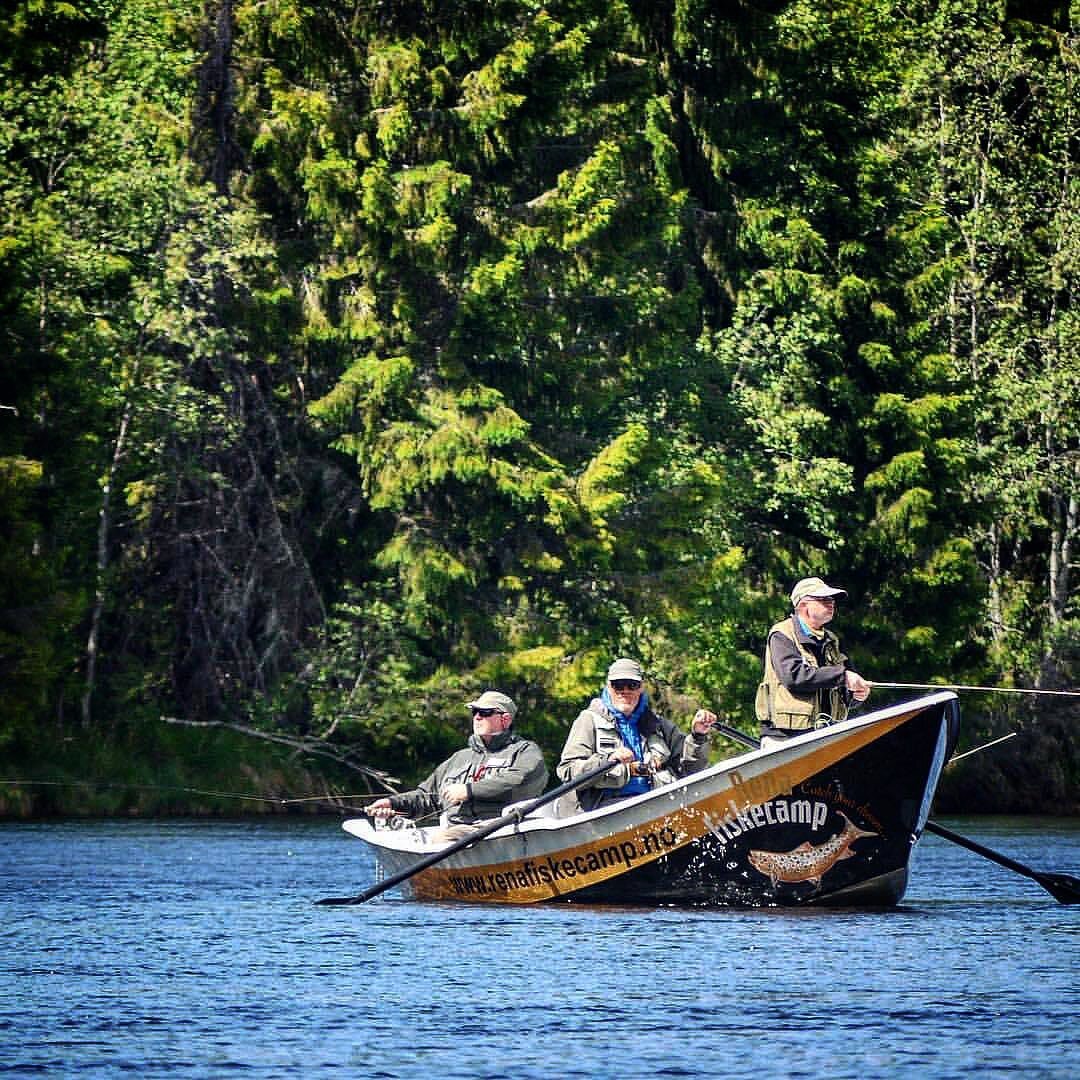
[555, 699, 710, 814]
[389, 730, 548, 824]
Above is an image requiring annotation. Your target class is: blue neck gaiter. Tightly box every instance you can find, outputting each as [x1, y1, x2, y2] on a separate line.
[601, 687, 651, 796]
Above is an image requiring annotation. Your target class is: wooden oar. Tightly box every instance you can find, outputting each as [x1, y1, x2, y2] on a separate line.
[315, 757, 622, 906]
[715, 719, 1080, 905]
[924, 820, 1080, 904]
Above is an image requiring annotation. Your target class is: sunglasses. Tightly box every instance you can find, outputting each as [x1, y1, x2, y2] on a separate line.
[610, 680, 642, 692]
[471, 707, 502, 717]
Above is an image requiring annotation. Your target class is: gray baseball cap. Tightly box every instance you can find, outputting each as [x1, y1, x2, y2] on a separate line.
[465, 690, 517, 718]
[606, 658, 644, 682]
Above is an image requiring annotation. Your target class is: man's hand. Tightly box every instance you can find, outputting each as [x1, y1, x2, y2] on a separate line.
[692, 708, 718, 735]
[368, 797, 395, 819]
[845, 669, 871, 702]
[441, 782, 469, 806]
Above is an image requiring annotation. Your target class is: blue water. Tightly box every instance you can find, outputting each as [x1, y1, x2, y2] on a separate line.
[2, 817, 1077, 1079]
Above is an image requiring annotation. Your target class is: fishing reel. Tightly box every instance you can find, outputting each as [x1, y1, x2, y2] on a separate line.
[367, 811, 417, 831]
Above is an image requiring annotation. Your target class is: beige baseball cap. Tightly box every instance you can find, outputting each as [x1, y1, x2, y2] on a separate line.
[790, 577, 848, 607]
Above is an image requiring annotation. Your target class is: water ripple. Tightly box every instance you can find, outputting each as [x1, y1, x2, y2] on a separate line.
[1, 817, 1077, 1079]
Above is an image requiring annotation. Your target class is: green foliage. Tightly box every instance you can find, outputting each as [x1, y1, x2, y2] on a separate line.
[0, 717, 373, 817]
[0, 456, 82, 740]
[0, 0, 1075, 812]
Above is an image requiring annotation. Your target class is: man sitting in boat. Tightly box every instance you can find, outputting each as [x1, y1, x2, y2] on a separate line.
[555, 658, 718, 815]
[755, 576, 872, 748]
[367, 690, 548, 841]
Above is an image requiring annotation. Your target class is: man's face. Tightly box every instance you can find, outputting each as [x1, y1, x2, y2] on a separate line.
[608, 679, 643, 716]
[471, 707, 511, 742]
[799, 595, 836, 630]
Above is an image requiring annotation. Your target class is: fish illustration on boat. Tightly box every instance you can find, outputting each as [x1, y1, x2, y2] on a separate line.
[748, 813, 878, 887]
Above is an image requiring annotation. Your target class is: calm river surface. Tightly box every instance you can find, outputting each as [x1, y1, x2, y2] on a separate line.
[2, 816, 1077, 1079]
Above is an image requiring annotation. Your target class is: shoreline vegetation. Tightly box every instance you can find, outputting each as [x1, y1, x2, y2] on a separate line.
[3, 703, 1076, 819]
[0, 723, 387, 820]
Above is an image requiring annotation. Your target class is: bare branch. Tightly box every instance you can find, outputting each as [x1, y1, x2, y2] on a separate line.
[158, 715, 402, 793]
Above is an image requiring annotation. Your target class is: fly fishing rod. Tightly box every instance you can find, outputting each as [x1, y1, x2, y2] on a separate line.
[0, 778, 396, 808]
[869, 682, 1080, 698]
[947, 732, 1017, 763]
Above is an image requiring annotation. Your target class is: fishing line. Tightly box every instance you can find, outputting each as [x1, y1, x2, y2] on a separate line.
[0, 778, 387, 806]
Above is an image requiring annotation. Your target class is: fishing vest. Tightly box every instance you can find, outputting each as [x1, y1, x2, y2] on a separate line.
[557, 701, 706, 814]
[755, 616, 848, 731]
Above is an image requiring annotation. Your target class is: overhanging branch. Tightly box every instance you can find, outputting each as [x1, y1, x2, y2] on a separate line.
[158, 715, 402, 793]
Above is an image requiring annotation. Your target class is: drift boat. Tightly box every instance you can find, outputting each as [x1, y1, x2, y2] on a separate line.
[340, 691, 960, 907]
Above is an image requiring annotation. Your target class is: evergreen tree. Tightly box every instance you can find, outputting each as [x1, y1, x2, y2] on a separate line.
[0, 0, 1074, 803]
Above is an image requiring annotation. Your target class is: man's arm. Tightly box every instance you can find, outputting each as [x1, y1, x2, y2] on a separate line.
[770, 633, 870, 704]
[370, 759, 448, 819]
[655, 713, 711, 776]
[556, 710, 631, 790]
[368, 770, 440, 820]
[769, 632, 846, 691]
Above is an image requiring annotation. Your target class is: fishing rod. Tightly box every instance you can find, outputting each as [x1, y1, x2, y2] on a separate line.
[0, 778, 392, 807]
[947, 732, 1018, 763]
[869, 681, 1080, 698]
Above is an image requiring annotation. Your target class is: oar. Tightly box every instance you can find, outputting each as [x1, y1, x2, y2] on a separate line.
[715, 721, 761, 751]
[315, 756, 622, 906]
[924, 820, 1080, 904]
[715, 719, 1080, 905]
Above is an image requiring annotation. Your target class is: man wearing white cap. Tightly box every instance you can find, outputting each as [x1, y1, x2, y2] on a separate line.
[755, 577, 871, 747]
[368, 690, 547, 840]
[556, 658, 717, 814]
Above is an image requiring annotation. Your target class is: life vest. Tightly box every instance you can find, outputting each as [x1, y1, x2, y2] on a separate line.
[755, 616, 848, 731]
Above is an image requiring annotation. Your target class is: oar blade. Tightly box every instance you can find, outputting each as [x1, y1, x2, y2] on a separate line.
[1037, 872, 1080, 905]
[926, 820, 1080, 905]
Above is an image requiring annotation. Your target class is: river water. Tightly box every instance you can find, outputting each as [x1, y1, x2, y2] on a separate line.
[2, 816, 1077, 1079]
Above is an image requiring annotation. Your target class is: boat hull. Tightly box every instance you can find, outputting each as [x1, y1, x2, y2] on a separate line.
[343, 692, 960, 908]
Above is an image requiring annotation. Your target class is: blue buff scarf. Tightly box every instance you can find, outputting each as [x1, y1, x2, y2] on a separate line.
[600, 687, 651, 796]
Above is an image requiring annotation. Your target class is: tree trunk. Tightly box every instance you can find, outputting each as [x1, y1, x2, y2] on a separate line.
[81, 395, 134, 725]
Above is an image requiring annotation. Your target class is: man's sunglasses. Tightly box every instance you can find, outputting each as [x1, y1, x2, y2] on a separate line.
[471, 707, 503, 717]
[610, 680, 642, 692]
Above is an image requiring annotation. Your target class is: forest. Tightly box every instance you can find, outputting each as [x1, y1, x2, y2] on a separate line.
[0, 0, 1077, 816]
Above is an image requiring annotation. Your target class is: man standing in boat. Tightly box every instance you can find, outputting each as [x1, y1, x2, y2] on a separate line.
[755, 576, 871, 748]
[367, 690, 548, 841]
[555, 658, 717, 814]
